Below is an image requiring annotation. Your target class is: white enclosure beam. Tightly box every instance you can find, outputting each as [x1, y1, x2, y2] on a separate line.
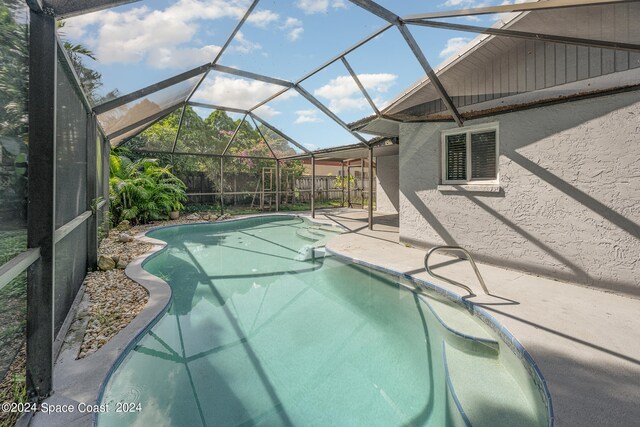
[404, 0, 636, 20]
[407, 19, 640, 53]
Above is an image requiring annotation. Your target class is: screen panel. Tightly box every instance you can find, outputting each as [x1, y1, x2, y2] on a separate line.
[56, 60, 88, 228]
[253, 89, 362, 151]
[54, 222, 88, 336]
[218, 1, 385, 81]
[0, 272, 27, 382]
[96, 75, 202, 137]
[191, 70, 287, 112]
[62, 0, 252, 104]
[298, 60, 376, 126]
[175, 108, 244, 155]
[0, 0, 29, 270]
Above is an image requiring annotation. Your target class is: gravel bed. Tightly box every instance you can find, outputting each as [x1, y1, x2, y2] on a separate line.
[77, 214, 230, 359]
[78, 269, 149, 359]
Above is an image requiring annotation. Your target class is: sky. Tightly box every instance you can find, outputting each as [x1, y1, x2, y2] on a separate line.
[63, 0, 526, 151]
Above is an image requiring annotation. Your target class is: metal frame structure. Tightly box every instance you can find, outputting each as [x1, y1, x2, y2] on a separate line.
[9, 0, 113, 401]
[83, 0, 637, 150]
[15, 0, 639, 400]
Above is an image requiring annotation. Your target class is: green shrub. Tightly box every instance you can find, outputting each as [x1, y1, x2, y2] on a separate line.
[109, 153, 186, 225]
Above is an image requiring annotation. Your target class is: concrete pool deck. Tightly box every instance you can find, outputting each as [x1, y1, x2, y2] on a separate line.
[312, 208, 640, 427]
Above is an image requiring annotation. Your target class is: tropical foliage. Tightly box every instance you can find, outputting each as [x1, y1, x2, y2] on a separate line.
[122, 107, 305, 191]
[109, 151, 187, 225]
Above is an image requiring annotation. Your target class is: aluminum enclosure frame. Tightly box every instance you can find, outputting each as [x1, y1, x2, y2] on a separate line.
[21, 0, 640, 399]
[80, 0, 637, 158]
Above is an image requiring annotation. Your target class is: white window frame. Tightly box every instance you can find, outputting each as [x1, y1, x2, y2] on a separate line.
[441, 122, 500, 185]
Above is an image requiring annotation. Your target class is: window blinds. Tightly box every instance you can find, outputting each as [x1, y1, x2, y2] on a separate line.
[446, 133, 466, 180]
[471, 131, 497, 180]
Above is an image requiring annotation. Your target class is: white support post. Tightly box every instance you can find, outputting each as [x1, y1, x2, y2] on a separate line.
[368, 147, 374, 230]
[220, 157, 224, 215]
[311, 157, 316, 218]
[275, 160, 280, 212]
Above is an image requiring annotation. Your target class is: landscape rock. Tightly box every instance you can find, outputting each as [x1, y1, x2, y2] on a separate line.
[79, 213, 245, 359]
[118, 233, 133, 243]
[98, 255, 116, 271]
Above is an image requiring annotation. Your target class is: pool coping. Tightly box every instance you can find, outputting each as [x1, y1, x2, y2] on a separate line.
[323, 245, 555, 427]
[45, 213, 550, 427]
[26, 230, 174, 427]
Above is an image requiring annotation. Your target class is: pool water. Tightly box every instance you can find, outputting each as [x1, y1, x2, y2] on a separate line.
[97, 216, 549, 427]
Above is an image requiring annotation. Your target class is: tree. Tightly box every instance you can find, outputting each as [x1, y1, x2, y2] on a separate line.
[57, 21, 120, 104]
[120, 108, 308, 205]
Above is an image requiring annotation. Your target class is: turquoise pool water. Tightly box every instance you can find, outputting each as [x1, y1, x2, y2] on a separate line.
[98, 216, 549, 427]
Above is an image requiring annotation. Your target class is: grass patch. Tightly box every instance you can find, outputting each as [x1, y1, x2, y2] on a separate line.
[0, 230, 27, 266]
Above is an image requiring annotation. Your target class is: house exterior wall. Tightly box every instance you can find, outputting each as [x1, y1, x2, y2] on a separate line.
[399, 90, 640, 296]
[376, 154, 399, 214]
[302, 161, 344, 176]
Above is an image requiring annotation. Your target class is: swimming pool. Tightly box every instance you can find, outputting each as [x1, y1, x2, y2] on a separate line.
[97, 215, 551, 427]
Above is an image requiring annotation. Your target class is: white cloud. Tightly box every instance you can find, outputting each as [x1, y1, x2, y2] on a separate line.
[193, 76, 297, 116]
[147, 45, 222, 69]
[295, 0, 347, 14]
[313, 73, 397, 113]
[332, 0, 347, 10]
[247, 9, 280, 28]
[442, 0, 484, 6]
[281, 17, 304, 41]
[295, 109, 322, 124]
[252, 104, 281, 119]
[441, 0, 489, 19]
[287, 27, 304, 41]
[229, 31, 261, 54]
[63, 0, 270, 68]
[194, 76, 282, 109]
[439, 37, 471, 58]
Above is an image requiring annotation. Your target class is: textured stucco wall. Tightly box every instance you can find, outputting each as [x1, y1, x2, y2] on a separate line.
[399, 90, 640, 296]
[376, 155, 399, 214]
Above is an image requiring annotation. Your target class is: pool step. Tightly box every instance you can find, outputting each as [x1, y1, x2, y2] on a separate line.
[296, 227, 338, 242]
[310, 225, 341, 234]
[296, 229, 323, 241]
[422, 296, 499, 356]
[443, 342, 545, 427]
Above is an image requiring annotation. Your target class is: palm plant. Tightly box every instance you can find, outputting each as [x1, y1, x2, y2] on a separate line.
[109, 152, 186, 225]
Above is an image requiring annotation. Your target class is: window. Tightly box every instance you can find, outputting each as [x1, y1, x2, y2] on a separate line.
[441, 124, 499, 185]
